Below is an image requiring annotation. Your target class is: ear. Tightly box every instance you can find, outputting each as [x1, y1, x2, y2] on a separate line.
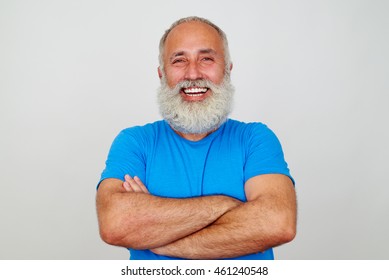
[157, 67, 163, 79]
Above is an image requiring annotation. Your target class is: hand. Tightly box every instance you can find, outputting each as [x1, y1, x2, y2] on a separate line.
[122, 175, 149, 194]
[150, 246, 164, 255]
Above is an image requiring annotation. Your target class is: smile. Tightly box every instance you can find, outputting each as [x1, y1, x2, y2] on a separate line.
[182, 87, 209, 96]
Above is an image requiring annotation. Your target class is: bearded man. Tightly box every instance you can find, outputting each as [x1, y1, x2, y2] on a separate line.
[96, 16, 297, 260]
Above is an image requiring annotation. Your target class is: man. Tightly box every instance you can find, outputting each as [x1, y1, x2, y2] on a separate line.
[96, 16, 297, 260]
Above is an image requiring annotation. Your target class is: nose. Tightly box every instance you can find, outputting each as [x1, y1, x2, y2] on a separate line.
[184, 61, 203, 80]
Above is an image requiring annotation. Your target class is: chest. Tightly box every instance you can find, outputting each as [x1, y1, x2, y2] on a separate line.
[145, 137, 247, 201]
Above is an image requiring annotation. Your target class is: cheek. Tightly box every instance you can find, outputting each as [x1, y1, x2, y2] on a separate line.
[165, 69, 184, 87]
[206, 69, 225, 85]
[202, 63, 225, 84]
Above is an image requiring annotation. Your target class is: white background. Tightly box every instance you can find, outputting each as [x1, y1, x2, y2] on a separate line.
[0, 0, 388, 259]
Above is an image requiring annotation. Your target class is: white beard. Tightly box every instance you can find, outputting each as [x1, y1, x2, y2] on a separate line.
[157, 75, 234, 134]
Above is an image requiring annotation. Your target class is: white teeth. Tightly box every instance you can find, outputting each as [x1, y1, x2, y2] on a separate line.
[186, 93, 204, 96]
[183, 87, 208, 94]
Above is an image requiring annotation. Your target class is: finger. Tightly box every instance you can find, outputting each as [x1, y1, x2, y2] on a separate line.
[122, 181, 133, 192]
[134, 176, 149, 194]
[124, 174, 132, 183]
[123, 175, 134, 192]
[126, 175, 144, 193]
[123, 175, 139, 192]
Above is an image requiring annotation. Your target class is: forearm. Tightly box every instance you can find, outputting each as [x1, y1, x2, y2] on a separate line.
[97, 181, 242, 250]
[152, 196, 296, 259]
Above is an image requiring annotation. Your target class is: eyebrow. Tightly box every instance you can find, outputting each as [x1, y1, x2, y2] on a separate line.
[169, 49, 218, 61]
[199, 48, 217, 55]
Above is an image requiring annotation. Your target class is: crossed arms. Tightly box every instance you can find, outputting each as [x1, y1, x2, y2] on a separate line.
[96, 174, 296, 259]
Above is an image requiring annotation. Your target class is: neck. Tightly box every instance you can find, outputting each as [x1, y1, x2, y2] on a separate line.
[173, 128, 216, 141]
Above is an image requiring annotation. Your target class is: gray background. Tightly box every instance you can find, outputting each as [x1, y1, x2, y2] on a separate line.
[1, 0, 388, 259]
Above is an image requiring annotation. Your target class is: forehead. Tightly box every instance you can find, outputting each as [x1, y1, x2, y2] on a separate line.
[163, 21, 224, 57]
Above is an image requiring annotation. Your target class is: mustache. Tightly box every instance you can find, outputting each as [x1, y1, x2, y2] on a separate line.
[170, 79, 215, 93]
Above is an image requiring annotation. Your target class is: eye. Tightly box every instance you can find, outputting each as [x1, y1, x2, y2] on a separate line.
[172, 58, 186, 65]
[200, 57, 215, 64]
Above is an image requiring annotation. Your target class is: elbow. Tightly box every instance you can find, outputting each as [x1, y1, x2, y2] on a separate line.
[98, 216, 130, 247]
[98, 220, 151, 250]
[269, 213, 297, 246]
[279, 222, 296, 244]
[265, 225, 296, 249]
[99, 221, 124, 246]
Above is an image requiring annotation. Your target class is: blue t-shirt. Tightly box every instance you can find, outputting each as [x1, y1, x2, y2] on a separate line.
[99, 119, 293, 260]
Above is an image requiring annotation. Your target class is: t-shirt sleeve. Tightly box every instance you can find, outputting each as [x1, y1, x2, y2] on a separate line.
[244, 123, 294, 185]
[97, 128, 146, 188]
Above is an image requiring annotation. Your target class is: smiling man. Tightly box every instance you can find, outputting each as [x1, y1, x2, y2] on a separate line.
[96, 16, 297, 260]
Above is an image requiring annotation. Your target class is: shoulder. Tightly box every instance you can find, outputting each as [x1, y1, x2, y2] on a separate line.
[111, 120, 166, 149]
[117, 120, 165, 139]
[223, 119, 283, 154]
[224, 119, 275, 138]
